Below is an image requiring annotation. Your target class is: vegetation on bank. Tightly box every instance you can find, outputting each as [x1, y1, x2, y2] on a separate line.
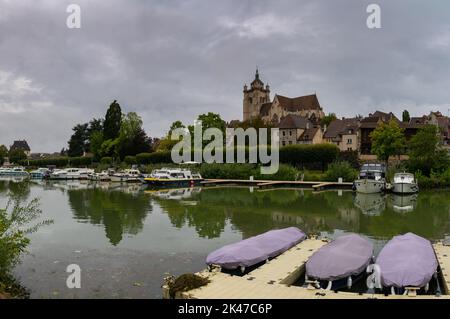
[0, 195, 50, 298]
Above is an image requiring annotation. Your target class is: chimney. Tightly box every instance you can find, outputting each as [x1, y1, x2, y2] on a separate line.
[306, 122, 310, 129]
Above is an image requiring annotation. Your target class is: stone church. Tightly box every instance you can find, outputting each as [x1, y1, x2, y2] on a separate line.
[243, 69, 325, 124]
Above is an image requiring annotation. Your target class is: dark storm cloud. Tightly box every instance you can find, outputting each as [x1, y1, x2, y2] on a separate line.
[0, 0, 449, 152]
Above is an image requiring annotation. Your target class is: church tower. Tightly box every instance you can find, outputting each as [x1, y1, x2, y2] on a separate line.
[243, 69, 271, 121]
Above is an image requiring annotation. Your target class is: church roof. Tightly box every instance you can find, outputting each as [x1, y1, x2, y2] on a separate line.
[10, 140, 30, 152]
[259, 102, 272, 116]
[275, 94, 322, 112]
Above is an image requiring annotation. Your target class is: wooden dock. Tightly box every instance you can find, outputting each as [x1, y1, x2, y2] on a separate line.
[162, 239, 450, 299]
[201, 179, 353, 191]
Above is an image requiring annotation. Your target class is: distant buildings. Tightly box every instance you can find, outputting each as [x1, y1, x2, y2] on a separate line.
[9, 140, 31, 157]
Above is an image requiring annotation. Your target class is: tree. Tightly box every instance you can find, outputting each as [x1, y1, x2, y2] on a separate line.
[188, 113, 226, 148]
[0, 145, 8, 165]
[408, 124, 449, 175]
[103, 100, 122, 141]
[89, 131, 104, 160]
[68, 123, 89, 157]
[8, 149, 27, 164]
[402, 110, 410, 123]
[370, 119, 406, 167]
[168, 121, 185, 138]
[320, 113, 337, 127]
[117, 112, 151, 158]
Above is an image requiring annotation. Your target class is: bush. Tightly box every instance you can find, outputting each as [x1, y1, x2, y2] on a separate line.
[100, 157, 113, 165]
[255, 164, 300, 181]
[124, 156, 137, 165]
[199, 163, 258, 179]
[279, 144, 339, 170]
[337, 150, 360, 168]
[136, 153, 152, 164]
[146, 151, 173, 164]
[325, 161, 358, 182]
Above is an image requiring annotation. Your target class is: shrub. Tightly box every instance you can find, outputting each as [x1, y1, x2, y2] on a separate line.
[337, 150, 360, 168]
[124, 156, 137, 165]
[100, 157, 113, 165]
[255, 164, 300, 181]
[199, 163, 258, 179]
[325, 161, 358, 182]
[279, 144, 339, 170]
[136, 153, 152, 164]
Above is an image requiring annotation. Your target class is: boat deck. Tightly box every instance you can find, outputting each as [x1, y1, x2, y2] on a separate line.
[163, 239, 450, 299]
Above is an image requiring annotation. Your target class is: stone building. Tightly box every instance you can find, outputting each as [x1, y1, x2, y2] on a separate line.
[278, 114, 323, 146]
[323, 118, 360, 152]
[243, 69, 325, 124]
[9, 140, 31, 157]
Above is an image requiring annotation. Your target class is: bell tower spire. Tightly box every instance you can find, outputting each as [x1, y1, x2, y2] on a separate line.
[243, 68, 271, 121]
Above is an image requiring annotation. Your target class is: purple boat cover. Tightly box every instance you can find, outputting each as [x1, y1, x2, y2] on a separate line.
[376, 233, 437, 288]
[306, 234, 373, 281]
[206, 227, 306, 270]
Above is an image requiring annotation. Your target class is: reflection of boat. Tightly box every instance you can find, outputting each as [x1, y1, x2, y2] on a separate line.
[0, 166, 29, 177]
[353, 192, 386, 216]
[354, 164, 386, 194]
[0, 175, 29, 183]
[392, 173, 419, 194]
[110, 169, 142, 183]
[146, 187, 201, 200]
[389, 194, 418, 213]
[206, 227, 306, 273]
[144, 168, 203, 188]
[376, 233, 438, 295]
[305, 234, 373, 290]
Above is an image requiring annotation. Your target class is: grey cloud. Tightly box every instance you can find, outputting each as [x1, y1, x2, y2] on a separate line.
[0, 0, 450, 152]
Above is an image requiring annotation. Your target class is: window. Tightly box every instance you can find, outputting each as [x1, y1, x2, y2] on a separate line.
[289, 131, 292, 136]
[282, 141, 286, 146]
[282, 131, 286, 136]
[348, 147, 352, 151]
[347, 138, 352, 144]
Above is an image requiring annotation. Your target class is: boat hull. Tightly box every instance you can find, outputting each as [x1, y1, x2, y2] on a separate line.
[144, 178, 203, 188]
[354, 179, 385, 194]
[392, 182, 419, 194]
[110, 176, 141, 183]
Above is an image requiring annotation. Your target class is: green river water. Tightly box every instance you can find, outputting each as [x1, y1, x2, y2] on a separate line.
[1, 178, 449, 298]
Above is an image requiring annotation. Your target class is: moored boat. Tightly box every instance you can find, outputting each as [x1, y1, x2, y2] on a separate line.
[354, 163, 386, 194]
[110, 169, 142, 183]
[89, 170, 111, 181]
[392, 172, 419, 194]
[206, 227, 306, 273]
[0, 166, 29, 177]
[144, 168, 203, 188]
[376, 232, 438, 295]
[30, 167, 50, 179]
[305, 233, 373, 290]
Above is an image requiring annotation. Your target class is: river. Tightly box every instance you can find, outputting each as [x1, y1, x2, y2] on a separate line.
[0, 178, 449, 298]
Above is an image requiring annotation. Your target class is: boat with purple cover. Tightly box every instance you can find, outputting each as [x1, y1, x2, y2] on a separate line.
[376, 232, 438, 295]
[305, 233, 373, 290]
[206, 227, 306, 273]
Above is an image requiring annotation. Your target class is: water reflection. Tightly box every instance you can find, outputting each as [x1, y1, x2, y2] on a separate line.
[389, 194, 418, 214]
[66, 182, 152, 245]
[353, 193, 386, 216]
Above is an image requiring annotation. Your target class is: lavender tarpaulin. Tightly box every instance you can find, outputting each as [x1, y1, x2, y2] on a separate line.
[206, 227, 306, 270]
[306, 234, 373, 281]
[376, 232, 438, 288]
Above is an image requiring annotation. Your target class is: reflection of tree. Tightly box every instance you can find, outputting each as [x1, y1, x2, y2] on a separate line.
[154, 188, 359, 239]
[0, 180, 30, 202]
[67, 188, 152, 245]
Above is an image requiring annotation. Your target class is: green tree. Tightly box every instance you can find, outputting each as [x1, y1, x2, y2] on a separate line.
[103, 100, 122, 141]
[89, 131, 104, 160]
[168, 121, 185, 137]
[188, 113, 226, 148]
[320, 113, 337, 127]
[408, 124, 449, 175]
[68, 123, 89, 157]
[370, 120, 406, 167]
[402, 110, 410, 122]
[8, 149, 27, 164]
[117, 112, 151, 158]
[0, 145, 8, 165]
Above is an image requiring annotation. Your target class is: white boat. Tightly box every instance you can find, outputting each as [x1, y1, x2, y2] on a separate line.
[30, 167, 50, 179]
[390, 194, 418, 213]
[110, 169, 142, 183]
[89, 170, 111, 181]
[0, 166, 29, 177]
[49, 168, 95, 180]
[354, 164, 386, 194]
[392, 173, 419, 194]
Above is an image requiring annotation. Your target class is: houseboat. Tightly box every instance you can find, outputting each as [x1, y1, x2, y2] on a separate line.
[0, 166, 29, 177]
[353, 163, 386, 194]
[30, 167, 50, 179]
[144, 168, 203, 188]
[392, 172, 419, 194]
[110, 169, 142, 183]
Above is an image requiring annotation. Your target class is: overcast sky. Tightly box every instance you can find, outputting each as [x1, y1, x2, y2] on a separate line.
[1, 0, 450, 152]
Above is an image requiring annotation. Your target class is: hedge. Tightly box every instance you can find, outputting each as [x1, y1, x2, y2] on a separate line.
[136, 151, 173, 164]
[279, 144, 339, 170]
[100, 157, 113, 165]
[19, 156, 93, 168]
